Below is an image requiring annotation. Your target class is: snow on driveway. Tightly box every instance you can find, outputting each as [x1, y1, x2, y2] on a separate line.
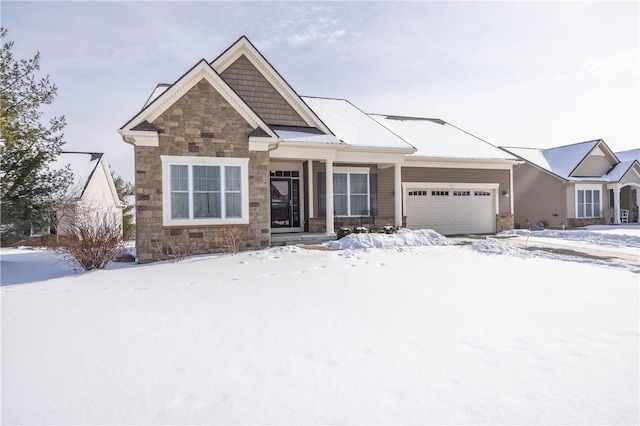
[1, 227, 638, 424]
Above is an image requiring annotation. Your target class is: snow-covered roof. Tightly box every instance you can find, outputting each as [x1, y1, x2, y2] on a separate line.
[370, 115, 517, 161]
[503, 140, 634, 182]
[605, 160, 636, 181]
[301, 97, 415, 151]
[143, 84, 170, 109]
[274, 128, 343, 145]
[616, 148, 640, 162]
[50, 152, 103, 197]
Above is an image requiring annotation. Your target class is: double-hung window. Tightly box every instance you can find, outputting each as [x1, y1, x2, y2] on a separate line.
[576, 185, 601, 218]
[162, 156, 249, 225]
[333, 170, 370, 216]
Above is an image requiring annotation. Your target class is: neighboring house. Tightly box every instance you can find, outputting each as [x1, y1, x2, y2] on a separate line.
[118, 36, 520, 263]
[50, 152, 124, 236]
[502, 140, 640, 229]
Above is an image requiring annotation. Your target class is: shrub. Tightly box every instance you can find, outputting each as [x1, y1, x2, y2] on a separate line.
[382, 225, 397, 234]
[337, 227, 353, 239]
[215, 226, 245, 255]
[155, 236, 196, 262]
[56, 211, 125, 270]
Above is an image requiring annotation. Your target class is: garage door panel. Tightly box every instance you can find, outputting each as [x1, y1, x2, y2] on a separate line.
[406, 187, 495, 235]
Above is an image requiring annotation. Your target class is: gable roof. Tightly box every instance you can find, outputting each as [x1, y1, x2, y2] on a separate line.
[211, 36, 333, 135]
[51, 152, 103, 197]
[503, 139, 624, 181]
[616, 148, 640, 162]
[118, 59, 277, 143]
[301, 97, 415, 151]
[370, 114, 518, 161]
[605, 160, 640, 181]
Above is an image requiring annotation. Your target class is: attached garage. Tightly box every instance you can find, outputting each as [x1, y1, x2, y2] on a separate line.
[404, 183, 498, 235]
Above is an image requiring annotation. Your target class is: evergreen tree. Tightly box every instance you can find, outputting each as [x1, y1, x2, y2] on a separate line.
[0, 28, 71, 244]
[111, 169, 135, 240]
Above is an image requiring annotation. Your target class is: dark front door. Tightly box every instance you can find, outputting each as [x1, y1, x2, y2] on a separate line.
[271, 178, 300, 229]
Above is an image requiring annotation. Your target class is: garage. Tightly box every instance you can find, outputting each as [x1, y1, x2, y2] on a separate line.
[405, 186, 496, 235]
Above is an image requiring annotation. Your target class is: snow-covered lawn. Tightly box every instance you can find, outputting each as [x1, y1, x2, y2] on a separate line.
[1, 226, 638, 424]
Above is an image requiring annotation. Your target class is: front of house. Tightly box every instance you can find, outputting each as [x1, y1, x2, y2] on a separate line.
[119, 36, 519, 263]
[503, 141, 640, 229]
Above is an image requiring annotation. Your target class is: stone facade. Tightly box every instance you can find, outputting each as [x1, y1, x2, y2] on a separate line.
[566, 217, 606, 228]
[134, 78, 270, 263]
[495, 213, 514, 233]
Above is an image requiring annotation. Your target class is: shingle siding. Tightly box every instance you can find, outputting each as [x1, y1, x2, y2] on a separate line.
[220, 55, 308, 127]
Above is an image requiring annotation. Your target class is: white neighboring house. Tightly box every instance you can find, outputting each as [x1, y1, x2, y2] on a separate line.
[49, 152, 124, 237]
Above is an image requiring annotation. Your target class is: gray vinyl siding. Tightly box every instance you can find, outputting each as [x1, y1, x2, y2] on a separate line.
[513, 163, 565, 228]
[220, 55, 307, 127]
[572, 155, 614, 177]
[390, 167, 511, 216]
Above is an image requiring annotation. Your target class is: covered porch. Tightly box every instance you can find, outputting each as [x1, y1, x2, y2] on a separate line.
[267, 152, 406, 237]
[607, 183, 640, 224]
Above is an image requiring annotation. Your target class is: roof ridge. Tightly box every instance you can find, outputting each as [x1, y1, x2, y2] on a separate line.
[369, 114, 445, 125]
[544, 139, 600, 151]
[301, 95, 349, 102]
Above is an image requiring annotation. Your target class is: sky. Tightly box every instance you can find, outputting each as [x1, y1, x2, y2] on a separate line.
[2, 1, 638, 183]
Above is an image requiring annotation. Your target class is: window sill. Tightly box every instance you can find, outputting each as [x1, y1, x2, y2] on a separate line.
[163, 217, 249, 227]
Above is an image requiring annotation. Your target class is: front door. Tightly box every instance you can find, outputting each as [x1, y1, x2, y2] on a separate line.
[271, 178, 300, 229]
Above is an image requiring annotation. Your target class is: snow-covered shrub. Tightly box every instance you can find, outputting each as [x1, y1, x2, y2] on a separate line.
[383, 225, 397, 234]
[354, 226, 369, 234]
[337, 227, 353, 239]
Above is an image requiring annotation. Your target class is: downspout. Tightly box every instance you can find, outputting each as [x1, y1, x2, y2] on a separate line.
[562, 182, 568, 229]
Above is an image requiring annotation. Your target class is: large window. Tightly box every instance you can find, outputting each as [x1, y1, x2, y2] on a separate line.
[333, 172, 370, 216]
[162, 156, 249, 225]
[576, 186, 601, 218]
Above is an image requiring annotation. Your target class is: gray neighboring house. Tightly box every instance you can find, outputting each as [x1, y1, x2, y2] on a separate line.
[118, 36, 520, 263]
[502, 140, 640, 229]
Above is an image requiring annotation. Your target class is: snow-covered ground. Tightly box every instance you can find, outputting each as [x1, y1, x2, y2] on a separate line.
[1, 226, 638, 424]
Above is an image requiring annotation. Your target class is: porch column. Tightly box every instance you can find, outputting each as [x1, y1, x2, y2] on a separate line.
[636, 187, 640, 223]
[612, 184, 621, 224]
[394, 163, 402, 227]
[308, 161, 314, 219]
[325, 160, 335, 234]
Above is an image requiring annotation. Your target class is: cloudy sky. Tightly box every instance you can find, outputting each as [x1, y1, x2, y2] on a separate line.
[3, 1, 638, 182]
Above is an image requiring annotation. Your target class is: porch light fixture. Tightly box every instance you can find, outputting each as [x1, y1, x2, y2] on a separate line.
[502, 190, 509, 197]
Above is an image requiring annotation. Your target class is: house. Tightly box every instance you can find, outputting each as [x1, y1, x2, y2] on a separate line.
[118, 36, 520, 263]
[502, 140, 640, 228]
[50, 152, 124, 236]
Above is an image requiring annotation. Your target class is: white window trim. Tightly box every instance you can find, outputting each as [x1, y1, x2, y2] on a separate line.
[161, 155, 249, 226]
[332, 168, 370, 217]
[575, 184, 603, 218]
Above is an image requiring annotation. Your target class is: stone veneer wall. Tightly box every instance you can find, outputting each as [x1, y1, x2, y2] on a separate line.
[566, 217, 606, 228]
[135, 79, 270, 263]
[496, 214, 514, 233]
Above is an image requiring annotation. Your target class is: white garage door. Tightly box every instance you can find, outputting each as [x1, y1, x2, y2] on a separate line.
[406, 188, 495, 235]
